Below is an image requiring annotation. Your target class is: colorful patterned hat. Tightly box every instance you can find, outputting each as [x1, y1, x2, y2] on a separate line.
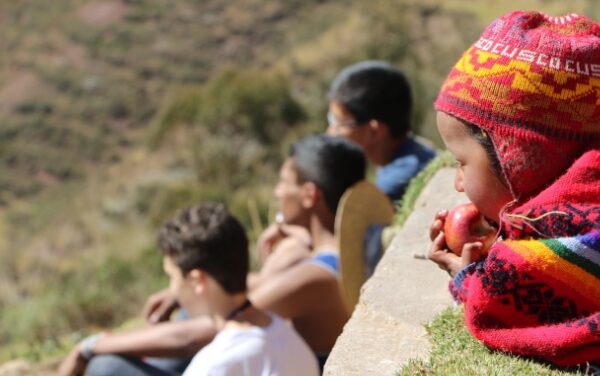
[435, 11, 600, 198]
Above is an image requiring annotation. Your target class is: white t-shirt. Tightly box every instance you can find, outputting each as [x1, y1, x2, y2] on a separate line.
[183, 313, 319, 376]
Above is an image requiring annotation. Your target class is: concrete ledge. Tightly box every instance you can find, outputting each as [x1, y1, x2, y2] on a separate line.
[324, 168, 466, 375]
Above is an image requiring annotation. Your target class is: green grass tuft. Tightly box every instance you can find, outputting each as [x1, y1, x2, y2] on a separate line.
[397, 306, 587, 376]
[393, 151, 455, 228]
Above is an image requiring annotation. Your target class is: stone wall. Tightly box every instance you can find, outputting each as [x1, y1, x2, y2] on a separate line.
[324, 168, 466, 375]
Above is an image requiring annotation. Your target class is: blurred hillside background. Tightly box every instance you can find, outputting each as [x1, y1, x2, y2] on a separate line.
[1, 0, 598, 364]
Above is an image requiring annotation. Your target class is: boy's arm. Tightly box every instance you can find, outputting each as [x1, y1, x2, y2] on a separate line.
[255, 223, 311, 264]
[249, 263, 339, 318]
[93, 316, 216, 357]
[58, 317, 216, 376]
[248, 237, 311, 290]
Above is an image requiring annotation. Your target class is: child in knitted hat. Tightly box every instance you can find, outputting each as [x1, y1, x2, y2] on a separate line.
[428, 10, 600, 367]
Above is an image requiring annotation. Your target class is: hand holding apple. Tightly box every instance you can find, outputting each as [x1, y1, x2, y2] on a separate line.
[443, 203, 497, 256]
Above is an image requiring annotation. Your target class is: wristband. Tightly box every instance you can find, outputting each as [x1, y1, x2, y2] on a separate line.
[79, 334, 102, 360]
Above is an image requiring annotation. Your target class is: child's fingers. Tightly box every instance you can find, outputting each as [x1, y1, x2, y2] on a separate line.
[429, 219, 444, 241]
[427, 231, 446, 260]
[461, 242, 483, 265]
[427, 232, 463, 275]
[279, 224, 311, 247]
[434, 209, 448, 221]
[277, 223, 292, 237]
[429, 210, 448, 241]
[256, 223, 285, 261]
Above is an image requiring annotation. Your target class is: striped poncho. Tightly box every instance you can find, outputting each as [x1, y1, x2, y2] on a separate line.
[451, 150, 600, 366]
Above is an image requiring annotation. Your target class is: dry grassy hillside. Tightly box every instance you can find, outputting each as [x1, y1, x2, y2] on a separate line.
[0, 0, 597, 367]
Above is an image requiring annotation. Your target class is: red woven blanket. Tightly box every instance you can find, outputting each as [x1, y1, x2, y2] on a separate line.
[452, 149, 600, 366]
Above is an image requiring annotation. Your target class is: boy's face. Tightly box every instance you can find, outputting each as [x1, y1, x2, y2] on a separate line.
[436, 111, 513, 223]
[163, 256, 200, 315]
[326, 101, 372, 152]
[274, 158, 310, 227]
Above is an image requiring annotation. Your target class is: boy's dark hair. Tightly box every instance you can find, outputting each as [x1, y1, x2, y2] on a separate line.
[290, 134, 366, 213]
[328, 61, 412, 139]
[157, 203, 248, 294]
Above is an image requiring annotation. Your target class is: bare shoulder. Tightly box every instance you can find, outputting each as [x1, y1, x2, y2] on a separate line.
[250, 256, 340, 317]
[283, 257, 338, 284]
[257, 258, 338, 296]
[260, 238, 311, 277]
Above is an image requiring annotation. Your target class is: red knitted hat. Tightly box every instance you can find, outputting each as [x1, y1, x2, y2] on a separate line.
[435, 11, 600, 199]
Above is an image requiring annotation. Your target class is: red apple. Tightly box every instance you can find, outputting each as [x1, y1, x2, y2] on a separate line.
[443, 203, 497, 256]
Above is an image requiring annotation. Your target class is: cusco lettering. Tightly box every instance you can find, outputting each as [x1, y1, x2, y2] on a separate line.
[474, 37, 600, 77]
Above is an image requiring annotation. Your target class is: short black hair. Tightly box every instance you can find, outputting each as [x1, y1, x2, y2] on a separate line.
[328, 61, 412, 138]
[157, 203, 248, 294]
[289, 134, 366, 212]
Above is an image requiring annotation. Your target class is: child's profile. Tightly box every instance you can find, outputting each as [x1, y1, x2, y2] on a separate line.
[428, 10, 600, 368]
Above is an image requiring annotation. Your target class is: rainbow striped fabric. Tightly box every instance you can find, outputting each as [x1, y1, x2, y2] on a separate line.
[452, 230, 600, 366]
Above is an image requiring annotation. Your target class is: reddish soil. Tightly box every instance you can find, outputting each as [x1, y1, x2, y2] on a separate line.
[77, 0, 128, 26]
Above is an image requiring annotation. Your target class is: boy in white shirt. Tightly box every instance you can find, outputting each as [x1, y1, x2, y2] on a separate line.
[158, 203, 318, 376]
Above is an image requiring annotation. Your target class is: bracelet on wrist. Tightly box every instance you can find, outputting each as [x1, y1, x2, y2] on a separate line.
[79, 333, 106, 360]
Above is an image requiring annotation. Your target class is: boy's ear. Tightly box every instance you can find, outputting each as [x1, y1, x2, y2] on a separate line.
[301, 181, 319, 208]
[188, 269, 206, 295]
[368, 119, 388, 137]
[365, 119, 391, 147]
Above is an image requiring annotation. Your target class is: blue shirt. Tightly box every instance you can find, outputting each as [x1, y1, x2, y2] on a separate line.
[376, 136, 436, 201]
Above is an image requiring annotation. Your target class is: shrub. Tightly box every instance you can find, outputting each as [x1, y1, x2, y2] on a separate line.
[149, 67, 305, 148]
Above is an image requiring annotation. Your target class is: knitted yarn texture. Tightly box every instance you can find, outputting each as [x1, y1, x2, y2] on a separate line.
[435, 11, 600, 199]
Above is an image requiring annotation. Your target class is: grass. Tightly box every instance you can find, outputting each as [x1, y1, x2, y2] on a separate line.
[393, 151, 455, 227]
[397, 307, 588, 376]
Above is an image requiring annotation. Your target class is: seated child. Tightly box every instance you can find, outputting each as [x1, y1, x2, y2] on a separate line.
[326, 60, 436, 201]
[157, 203, 319, 375]
[62, 203, 319, 376]
[427, 11, 600, 367]
[248, 133, 366, 368]
[326, 61, 437, 277]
